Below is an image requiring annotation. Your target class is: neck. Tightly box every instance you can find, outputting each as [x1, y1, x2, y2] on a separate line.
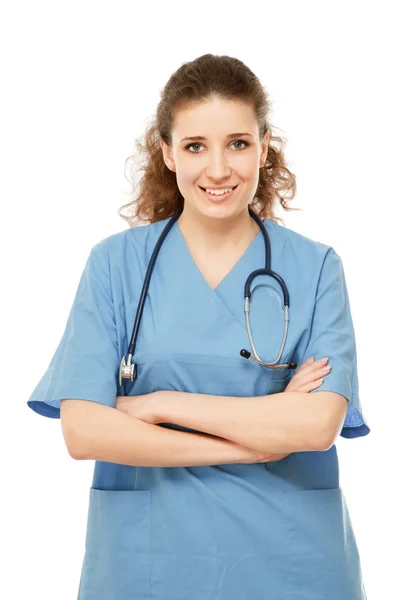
[177, 207, 260, 252]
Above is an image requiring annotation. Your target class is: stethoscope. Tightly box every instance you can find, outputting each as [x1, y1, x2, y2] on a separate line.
[119, 207, 297, 386]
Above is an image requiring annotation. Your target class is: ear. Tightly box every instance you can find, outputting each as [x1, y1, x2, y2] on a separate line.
[160, 139, 176, 173]
[259, 133, 269, 168]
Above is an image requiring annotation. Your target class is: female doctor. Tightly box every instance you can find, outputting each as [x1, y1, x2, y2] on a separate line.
[27, 53, 370, 599]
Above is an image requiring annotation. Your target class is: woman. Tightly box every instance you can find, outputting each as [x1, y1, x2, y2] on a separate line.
[27, 54, 370, 599]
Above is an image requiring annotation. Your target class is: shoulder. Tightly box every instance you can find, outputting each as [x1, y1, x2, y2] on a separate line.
[267, 218, 339, 270]
[88, 218, 171, 266]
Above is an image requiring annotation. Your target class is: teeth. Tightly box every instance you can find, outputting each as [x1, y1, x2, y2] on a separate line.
[205, 187, 233, 195]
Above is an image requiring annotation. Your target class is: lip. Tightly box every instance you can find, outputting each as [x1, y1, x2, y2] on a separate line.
[198, 185, 238, 202]
[200, 185, 238, 190]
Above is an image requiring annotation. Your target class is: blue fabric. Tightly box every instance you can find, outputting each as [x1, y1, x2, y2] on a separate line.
[27, 243, 120, 418]
[28, 216, 369, 599]
[292, 245, 370, 439]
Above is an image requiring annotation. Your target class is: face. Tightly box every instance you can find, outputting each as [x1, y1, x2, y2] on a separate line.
[160, 97, 269, 222]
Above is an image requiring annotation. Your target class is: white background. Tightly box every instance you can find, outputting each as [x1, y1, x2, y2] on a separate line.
[2, 1, 398, 598]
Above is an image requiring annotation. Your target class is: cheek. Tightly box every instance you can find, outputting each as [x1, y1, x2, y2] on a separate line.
[232, 168, 260, 191]
[242, 167, 259, 182]
[175, 154, 259, 186]
[175, 164, 200, 188]
[230, 154, 259, 181]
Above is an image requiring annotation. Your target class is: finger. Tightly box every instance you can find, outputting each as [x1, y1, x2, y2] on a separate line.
[292, 361, 320, 383]
[287, 363, 325, 387]
[292, 378, 324, 393]
[295, 358, 328, 381]
[296, 356, 314, 374]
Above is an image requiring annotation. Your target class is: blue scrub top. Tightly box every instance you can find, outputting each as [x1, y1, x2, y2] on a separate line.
[27, 216, 370, 600]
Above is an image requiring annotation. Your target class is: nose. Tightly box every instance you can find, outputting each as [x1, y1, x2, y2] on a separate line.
[205, 151, 232, 180]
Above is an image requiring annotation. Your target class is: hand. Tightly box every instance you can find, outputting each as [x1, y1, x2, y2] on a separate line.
[285, 355, 328, 393]
[255, 356, 327, 463]
[255, 356, 329, 463]
[115, 392, 160, 425]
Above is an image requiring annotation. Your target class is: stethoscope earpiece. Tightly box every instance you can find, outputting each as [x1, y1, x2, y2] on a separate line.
[240, 349, 297, 370]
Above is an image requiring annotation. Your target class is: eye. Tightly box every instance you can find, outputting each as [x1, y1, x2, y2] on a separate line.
[185, 142, 202, 153]
[184, 139, 250, 153]
[231, 140, 249, 150]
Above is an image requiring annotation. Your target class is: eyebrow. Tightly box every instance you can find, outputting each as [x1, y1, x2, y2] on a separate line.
[180, 132, 253, 142]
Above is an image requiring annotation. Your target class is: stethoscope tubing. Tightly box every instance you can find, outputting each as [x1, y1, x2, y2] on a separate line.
[119, 206, 296, 387]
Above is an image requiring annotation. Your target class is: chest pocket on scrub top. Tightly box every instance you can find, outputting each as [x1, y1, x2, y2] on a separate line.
[268, 371, 292, 395]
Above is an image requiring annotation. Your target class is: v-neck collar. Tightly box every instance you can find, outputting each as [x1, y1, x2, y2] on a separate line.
[174, 218, 265, 294]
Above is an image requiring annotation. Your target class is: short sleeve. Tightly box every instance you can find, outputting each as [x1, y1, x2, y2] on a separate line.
[27, 242, 120, 419]
[299, 247, 370, 439]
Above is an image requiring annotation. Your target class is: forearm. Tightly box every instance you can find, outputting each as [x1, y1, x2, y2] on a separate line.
[69, 400, 265, 467]
[156, 391, 327, 454]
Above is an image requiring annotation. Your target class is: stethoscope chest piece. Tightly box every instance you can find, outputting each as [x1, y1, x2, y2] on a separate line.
[119, 354, 137, 387]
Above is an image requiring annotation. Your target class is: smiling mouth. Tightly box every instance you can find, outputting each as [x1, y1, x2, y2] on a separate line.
[199, 185, 239, 192]
[198, 185, 239, 203]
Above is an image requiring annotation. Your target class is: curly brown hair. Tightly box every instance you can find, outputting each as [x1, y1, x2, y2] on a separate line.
[118, 53, 300, 228]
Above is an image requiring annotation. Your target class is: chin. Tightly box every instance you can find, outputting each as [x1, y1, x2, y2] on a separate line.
[197, 204, 248, 223]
